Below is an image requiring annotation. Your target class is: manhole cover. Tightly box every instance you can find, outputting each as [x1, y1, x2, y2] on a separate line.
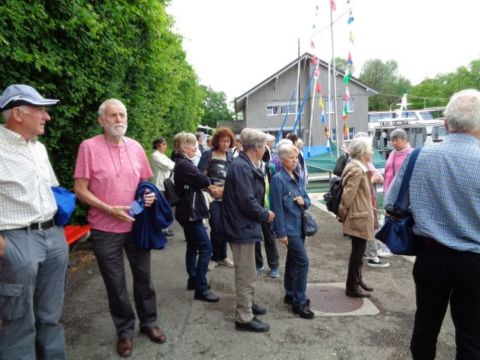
[307, 284, 363, 313]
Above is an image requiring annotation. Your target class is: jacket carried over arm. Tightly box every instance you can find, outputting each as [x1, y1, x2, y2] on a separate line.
[339, 160, 374, 240]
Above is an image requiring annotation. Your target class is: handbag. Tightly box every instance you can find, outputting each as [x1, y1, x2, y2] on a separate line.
[302, 209, 318, 237]
[51, 186, 77, 226]
[375, 147, 421, 255]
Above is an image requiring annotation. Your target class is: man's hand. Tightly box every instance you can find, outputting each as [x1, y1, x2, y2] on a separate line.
[110, 206, 135, 222]
[0, 234, 4, 257]
[294, 196, 305, 206]
[278, 236, 288, 246]
[143, 191, 156, 207]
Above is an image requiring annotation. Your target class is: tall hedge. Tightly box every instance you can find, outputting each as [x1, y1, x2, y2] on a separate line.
[0, 0, 204, 190]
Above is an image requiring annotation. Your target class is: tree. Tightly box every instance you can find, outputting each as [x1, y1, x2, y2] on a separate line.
[359, 59, 411, 111]
[0, 0, 204, 192]
[200, 86, 233, 128]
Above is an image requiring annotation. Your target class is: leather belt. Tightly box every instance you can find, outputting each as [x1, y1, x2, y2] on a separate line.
[21, 219, 55, 231]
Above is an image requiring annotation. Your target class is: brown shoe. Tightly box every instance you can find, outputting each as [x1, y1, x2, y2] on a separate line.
[140, 326, 167, 343]
[117, 337, 133, 357]
[346, 285, 371, 298]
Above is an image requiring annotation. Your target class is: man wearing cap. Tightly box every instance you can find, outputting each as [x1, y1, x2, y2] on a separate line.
[74, 99, 166, 357]
[0, 84, 69, 359]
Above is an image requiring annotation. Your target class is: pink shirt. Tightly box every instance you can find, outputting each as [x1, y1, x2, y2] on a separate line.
[383, 146, 413, 193]
[74, 135, 152, 233]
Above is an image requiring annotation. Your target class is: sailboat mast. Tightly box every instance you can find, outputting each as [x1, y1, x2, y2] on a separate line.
[296, 38, 301, 137]
[330, 6, 340, 158]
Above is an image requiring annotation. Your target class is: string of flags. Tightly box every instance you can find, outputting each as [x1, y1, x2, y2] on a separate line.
[342, 0, 354, 138]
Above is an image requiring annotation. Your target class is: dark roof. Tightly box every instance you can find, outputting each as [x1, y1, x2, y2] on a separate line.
[234, 52, 378, 112]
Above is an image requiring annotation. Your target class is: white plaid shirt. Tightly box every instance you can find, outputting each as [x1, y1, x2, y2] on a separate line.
[0, 126, 58, 230]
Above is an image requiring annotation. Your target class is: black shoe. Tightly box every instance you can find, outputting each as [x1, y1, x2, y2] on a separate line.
[292, 300, 315, 319]
[359, 281, 373, 292]
[194, 290, 220, 302]
[235, 317, 270, 332]
[284, 295, 293, 305]
[187, 282, 211, 291]
[252, 303, 267, 316]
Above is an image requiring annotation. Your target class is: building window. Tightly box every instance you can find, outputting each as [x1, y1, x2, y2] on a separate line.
[280, 104, 297, 115]
[266, 105, 279, 116]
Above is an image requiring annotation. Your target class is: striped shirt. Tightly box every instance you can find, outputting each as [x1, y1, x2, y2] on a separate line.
[385, 133, 480, 253]
[0, 126, 58, 230]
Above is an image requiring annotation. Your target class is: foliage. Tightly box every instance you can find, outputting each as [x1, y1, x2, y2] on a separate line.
[359, 59, 411, 111]
[409, 59, 480, 109]
[0, 0, 204, 194]
[200, 85, 234, 128]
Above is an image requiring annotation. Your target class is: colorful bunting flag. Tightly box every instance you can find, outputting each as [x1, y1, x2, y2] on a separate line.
[347, 11, 354, 24]
[343, 71, 350, 84]
[342, 102, 349, 120]
[330, 0, 336, 11]
[343, 122, 349, 137]
[345, 86, 350, 101]
[347, 52, 353, 65]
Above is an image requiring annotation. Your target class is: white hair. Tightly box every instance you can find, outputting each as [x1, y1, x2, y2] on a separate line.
[98, 99, 127, 117]
[240, 128, 267, 152]
[444, 89, 480, 133]
[278, 143, 299, 159]
[348, 137, 372, 160]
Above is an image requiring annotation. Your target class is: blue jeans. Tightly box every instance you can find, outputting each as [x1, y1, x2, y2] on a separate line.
[284, 236, 309, 306]
[183, 221, 212, 294]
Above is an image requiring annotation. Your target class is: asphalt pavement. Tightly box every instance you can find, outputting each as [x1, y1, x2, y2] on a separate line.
[62, 199, 456, 359]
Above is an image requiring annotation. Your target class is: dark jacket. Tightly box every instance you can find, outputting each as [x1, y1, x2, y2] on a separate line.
[197, 149, 234, 174]
[131, 181, 173, 250]
[220, 151, 269, 244]
[173, 154, 211, 225]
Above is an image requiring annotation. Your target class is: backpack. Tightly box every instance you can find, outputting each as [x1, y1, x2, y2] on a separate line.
[163, 171, 181, 207]
[323, 175, 343, 215]
[333, 153, 349, 177]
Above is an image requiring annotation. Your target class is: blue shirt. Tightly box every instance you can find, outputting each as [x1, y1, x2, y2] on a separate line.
[385, 133, 480, 253]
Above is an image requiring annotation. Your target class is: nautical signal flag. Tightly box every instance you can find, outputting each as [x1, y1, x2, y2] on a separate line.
[348, 11, 354, 24]
[316, 82, 322, 94]
[330, 0, 336, 11]
[343, 71, 351, 84]
[347, 52, 353, 66]
[343, 123, 349, 136]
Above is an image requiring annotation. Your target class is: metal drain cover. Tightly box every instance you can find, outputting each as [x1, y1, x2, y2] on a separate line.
[307, 284, 363, 313]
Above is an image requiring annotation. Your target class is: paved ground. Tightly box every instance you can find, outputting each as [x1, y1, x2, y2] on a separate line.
[63, 201, 456, 359]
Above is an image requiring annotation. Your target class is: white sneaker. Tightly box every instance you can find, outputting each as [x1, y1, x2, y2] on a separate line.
[367, 258, 390, 268]
[377, 248, 393, 258]
[208, 261, 218, 271]
[218, 258, 234, 268]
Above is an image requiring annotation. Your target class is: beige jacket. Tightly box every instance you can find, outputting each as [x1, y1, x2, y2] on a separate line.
[338, 159, 374, 240]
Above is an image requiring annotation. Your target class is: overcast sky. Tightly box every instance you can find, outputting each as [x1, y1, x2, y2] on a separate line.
[167, 0, 479, 103]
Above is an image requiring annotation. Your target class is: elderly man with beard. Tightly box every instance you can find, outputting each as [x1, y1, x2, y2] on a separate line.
[74, 99, 166, 357]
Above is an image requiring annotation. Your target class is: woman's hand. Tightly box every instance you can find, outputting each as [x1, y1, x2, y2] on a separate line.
[294, 196, 305, 207]
[278, 236, 288, 246]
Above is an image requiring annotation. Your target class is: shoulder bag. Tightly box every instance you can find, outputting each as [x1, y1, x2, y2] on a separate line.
[375, 147, 421, 255]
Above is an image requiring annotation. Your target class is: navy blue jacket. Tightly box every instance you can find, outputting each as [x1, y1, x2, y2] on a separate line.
[220, 152, 269, 244]
[131, 182, 173, 250]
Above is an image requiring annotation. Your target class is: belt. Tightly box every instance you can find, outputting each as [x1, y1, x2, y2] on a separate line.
[21, 219, 55, 231]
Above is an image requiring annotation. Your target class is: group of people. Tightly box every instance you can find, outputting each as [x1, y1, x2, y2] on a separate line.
[1, 83, 479, 359]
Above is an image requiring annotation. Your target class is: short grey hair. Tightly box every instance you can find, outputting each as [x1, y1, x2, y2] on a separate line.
[266, 133, 275, 142]
[275, 138, 293, 150]
[444, 89, 480, 133]
[98, 99, 127, 117]
[348, 137, 372, 160]
[173, 132, 196, 155]
[240, 128, 267, 152]
[1, 109, 11, 123]
[391, 128, 408, 140]
[278, 143, 299, 159]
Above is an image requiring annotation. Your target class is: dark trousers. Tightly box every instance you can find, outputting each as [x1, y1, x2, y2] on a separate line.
[346, 236, 367, 291]
[183, 220, 212, 294]
[255, 223, 279, 269]
[209, 201, 227, 262]
[91, 230, 157, 339]
[284, 236, 309, 306]
[410, 240, 480, 360]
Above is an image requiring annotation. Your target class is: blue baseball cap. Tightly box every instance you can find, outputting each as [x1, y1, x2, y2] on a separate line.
[0, 84, 59, 111]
